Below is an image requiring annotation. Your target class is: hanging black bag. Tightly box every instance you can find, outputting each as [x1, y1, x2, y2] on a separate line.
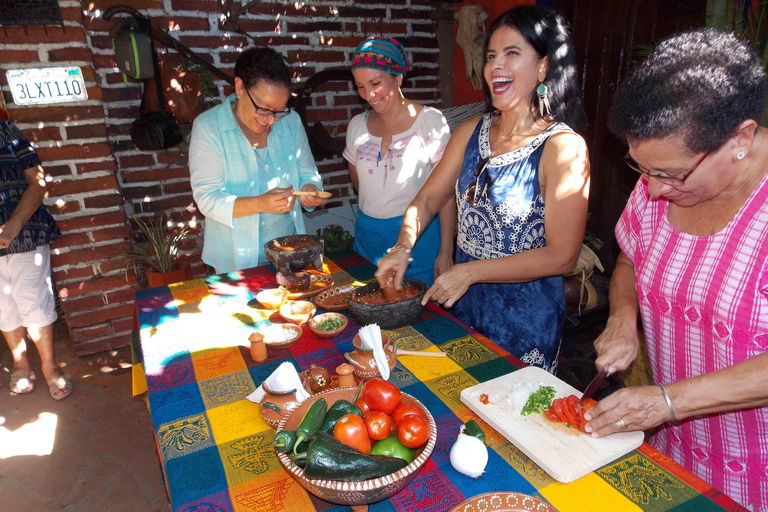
[130, 18, 183, 151]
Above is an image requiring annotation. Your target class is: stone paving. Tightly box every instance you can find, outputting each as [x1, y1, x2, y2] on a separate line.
[0, 323, 168, 512]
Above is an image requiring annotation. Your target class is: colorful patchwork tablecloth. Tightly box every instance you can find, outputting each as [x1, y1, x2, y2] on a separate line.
[133, 250, 747, 512]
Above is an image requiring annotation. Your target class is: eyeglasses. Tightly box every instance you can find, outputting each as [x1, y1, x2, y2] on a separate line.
[623, 150, 710, 186]
[244, 88, 291, 120]
[465, 157, 490, 206]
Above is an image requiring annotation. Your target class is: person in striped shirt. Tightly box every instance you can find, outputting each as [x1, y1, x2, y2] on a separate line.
[586, 29, 768, 511]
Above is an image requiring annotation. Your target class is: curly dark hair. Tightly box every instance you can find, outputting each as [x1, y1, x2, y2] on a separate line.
[234, 47, 291, 90]
[483, 5, 586, 130]
[608, 28, 766, 153]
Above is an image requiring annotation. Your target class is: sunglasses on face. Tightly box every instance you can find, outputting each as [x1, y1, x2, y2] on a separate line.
[465, 157, 490, 206]
[244, 88, 291, 120]
[623, 150, 710, 186]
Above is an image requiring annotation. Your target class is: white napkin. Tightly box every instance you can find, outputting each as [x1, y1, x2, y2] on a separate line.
[247, 361, 311, 403]
[359, 323, 390, 381]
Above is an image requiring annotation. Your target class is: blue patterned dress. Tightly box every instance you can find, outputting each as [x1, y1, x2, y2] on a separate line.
[452, 114, 570, 372]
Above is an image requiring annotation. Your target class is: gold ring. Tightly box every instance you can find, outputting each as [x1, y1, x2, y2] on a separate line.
[614, 418, 627, 430]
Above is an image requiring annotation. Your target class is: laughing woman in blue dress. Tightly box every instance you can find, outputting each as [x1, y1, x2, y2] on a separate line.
[375, 6, 590, 372]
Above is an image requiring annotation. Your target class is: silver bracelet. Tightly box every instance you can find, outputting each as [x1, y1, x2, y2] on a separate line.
[386, 244, 414, 262]
[658, 383, 677, 422]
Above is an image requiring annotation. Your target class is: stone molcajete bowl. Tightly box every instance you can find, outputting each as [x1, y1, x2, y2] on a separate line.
[264, 234, 324, 273]
[348, 278, 428, 330]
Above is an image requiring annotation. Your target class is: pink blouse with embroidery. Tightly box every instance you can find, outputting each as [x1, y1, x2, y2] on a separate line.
[616, 176, 768, 511]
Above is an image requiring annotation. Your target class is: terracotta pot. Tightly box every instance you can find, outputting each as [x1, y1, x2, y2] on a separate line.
[344, 333, 397, 381]
[145, 265, 191, 287]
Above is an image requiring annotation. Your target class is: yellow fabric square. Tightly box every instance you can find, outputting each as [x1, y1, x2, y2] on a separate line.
[207, 399, 270, 444]
[132, 363, 148, 396]
[191, 346, 247, 382]
[540, 472, 643, 512]
[228, 468, 315, 512]
[421, 371, 479, 411]
[170, 280, 211, 305]
[400, 350, 464, 382]
[218, 429, 284, 487]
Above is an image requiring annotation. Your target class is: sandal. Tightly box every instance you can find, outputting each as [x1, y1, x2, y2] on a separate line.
[9, 369, 36, 394]
[47, 373, 73, 401]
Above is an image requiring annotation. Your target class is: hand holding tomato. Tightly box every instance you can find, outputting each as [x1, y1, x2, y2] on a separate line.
[334, 413, 371, 454]
[363, 378, 401, 415]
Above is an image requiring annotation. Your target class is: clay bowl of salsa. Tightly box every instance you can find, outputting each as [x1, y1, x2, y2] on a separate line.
[348, 278, 427, 329]
[264, 235, 324, 273]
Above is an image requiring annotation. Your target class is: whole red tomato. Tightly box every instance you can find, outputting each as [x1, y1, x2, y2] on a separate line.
[354, 394, 371, 416]
[392, 403, 424, 425]
[363, 378, 401, 415]
[397, 414, 429, 449]
[364, 411, 393, 441]
[334, 413, 371, 454]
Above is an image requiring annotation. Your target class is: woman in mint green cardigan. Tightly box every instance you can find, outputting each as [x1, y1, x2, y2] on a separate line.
[190, 47, 325, 273]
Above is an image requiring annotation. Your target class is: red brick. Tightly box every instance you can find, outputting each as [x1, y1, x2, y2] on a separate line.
[23, 126, 62, 142]
[328, 174, 351, 185]
[118, 154, 156, 169]
[83, 194, 125, 209]
[61, 294, 106, 316]
[66, 304, 135, 328]
[73, 333, 131, 356]
[48, 201, 81, 215]
[92, 54, 117, 69]
[336, 6, 387, 18]
[89, 35, 114, 50]
[171, 0, 229, 12]
[323, 200, 343, 209]
[110, 317, 134, 333]
[10, 106, 105, 124]
[66, 124, 108, 140]
[121, 167, 190, 183]
[122, 185, 161, 201]
[57, 274, 137, 299]
[104, 286, 141, 305]
[179, 35, 247, 49]
[307, 108, 350, 122]
[286, 50, 346, 64]
[45, 164, 73, 178]
[36, 143, 112, 163]
[53, 266, 95, 282]
[70, 323, 112, 342]
[56, 211, 127, 233]
[246, 36, 310, 47]
[163, 181, 191, 194]
[325, 37, 362, 48]
[49, 176, 119, 196]
[48, 47, 94, 63]
[154, 16, 211, 31]
[0, 26, 86, 44]
[102, 87, 142, 103]
[91, 225, 131, 243]
[89, 0, 163, 12]
[0, 49, 40, 64]
[333, 95, 364, 106]
[76, 160, 118, 174]
[51, 233, 90, 249]
[156, 150, 186, 165]
[51, 241, 132, 267]
[221, 18, 279, 33]
[360, 22, 408, 33]
[139, 194, 195, 213]
[284, 21, 343, 33]
[317, 161, 347, 174]
[99, 257, 132, 274]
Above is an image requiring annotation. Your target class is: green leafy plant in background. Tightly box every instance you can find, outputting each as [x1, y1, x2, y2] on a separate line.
[317, 224, 354, 254]
[124, 216, 198, 275]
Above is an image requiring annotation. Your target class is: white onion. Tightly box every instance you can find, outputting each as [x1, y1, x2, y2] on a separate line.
[449, 425, 488, 478]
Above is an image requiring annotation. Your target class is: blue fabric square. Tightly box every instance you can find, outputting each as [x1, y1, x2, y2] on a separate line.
[149, 382, 205, 429]
[165, 445, 228, 506]
[412, 315, 470, 345]
[399, 380, 451, 419]
[247, 357, 299, 386]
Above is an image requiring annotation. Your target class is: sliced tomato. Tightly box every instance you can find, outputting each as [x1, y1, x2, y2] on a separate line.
[550, 399, 570, 424]
[566, 395, 584, 427]
[579, 398, 597, 433]
[561, 397, 581, 429]
[543, 409, 563, 423]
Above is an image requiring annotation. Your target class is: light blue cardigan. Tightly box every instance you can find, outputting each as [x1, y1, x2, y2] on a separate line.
[189, 94, 323, 272]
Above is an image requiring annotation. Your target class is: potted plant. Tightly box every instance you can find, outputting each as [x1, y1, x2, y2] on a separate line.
[124, 216, 198, 287]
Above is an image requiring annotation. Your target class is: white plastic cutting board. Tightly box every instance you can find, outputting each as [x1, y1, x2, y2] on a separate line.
[460, 366, 644, 483]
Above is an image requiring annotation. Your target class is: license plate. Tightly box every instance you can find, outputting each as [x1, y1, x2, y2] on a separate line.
[5, 66, 88, 105]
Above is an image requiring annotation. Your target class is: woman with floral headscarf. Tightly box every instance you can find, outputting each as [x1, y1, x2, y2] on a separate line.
[343, 37, 453, 286]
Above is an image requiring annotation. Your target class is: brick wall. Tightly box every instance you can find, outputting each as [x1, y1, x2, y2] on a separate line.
[0, 0, 445, 355]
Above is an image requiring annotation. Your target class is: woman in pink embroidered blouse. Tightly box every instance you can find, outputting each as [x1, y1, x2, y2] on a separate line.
[585, 29, 768, 511]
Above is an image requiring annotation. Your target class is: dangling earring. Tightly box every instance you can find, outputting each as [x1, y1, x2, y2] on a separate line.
[537, 83, 551, 117]
[736, 151, 746, 160]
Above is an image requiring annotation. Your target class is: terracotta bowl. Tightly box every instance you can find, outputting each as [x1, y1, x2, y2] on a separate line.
[260, 323, 303, 350]
[308, 312, 349, 339]
[345, 332, 397, 381]
[255, 288, 289, 310]
[348, 278, 427, 329]
[448, 492, 558, 512]
[279, 300, 317, 326]
[264, 234, 324, 273]
[276, 387, 437, 507]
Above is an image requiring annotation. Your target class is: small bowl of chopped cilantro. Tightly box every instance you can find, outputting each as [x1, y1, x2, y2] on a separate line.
[308, 312, 348, 339]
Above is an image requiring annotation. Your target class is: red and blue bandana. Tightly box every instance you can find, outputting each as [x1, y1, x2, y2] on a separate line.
[351, 37, 409, 77]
